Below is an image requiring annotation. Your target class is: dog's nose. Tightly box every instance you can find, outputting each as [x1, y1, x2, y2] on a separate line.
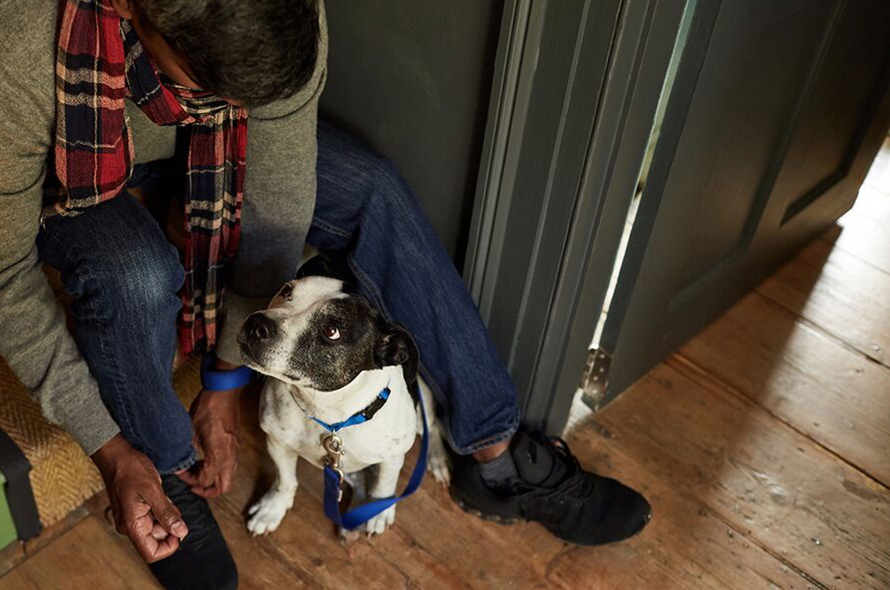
[245, 314, 277, 343]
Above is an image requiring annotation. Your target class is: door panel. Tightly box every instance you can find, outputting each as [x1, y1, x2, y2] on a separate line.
[777, 0, 890, 222]
[595, 0, 890, 405]
[673, 0, 838, 294]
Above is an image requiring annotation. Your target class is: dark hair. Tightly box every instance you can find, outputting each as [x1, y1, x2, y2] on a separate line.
[135, 0, 319, 108]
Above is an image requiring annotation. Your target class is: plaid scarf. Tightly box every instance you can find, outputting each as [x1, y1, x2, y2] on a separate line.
[51, 0, 248, 355]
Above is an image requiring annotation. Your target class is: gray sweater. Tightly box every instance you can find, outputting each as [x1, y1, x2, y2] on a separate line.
[0, 0, 327, 454]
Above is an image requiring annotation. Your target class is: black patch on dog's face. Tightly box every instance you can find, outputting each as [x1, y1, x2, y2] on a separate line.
[239, 275, 419, 391]
[289, 296, 385, 391]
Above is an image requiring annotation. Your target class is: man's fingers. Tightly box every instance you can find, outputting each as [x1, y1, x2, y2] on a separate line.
[190, 482, 220, 498]
[125, 513, 162, 563]
[139, 531, 181, 564]
[150, 522, 169, 541]
[179, 460, 219, 498]
[152, 535, 181, 562]
[124, 509, 182, 563]
[144, 490, 188, 539]
[118, 497, 151, 536]
[198, 457, 220, 488]
[219, 458, 236, 494]
[176, 469, 201, 487]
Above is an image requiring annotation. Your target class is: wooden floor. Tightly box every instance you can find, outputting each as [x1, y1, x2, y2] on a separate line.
[3, 139, 890, 589]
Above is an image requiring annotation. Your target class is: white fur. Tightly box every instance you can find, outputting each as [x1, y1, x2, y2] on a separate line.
[247, 366, 450, 537]
[243, 276, 349, 386]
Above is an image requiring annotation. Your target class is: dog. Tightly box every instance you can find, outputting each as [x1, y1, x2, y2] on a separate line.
[238, 259, 450, 537]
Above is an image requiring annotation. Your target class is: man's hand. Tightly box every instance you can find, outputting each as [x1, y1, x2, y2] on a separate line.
[92, 435, 188, 563]
[178, 358, 242, 498]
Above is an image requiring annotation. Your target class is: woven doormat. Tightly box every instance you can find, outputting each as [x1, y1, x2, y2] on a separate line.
[0, 354, 202, 529]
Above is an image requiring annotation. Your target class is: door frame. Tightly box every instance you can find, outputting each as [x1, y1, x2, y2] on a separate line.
[463, 0, 693, 432]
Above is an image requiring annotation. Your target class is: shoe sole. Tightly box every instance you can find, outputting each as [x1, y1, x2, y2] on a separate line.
[449, 489, 520, 525]
[450, 489, 654, 545]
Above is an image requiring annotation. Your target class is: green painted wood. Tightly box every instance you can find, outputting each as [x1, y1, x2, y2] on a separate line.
[0, 472, 17, 550]
[321, 0, 504, 263]
[463, 0, 625, 428]
[599, 0, 890, 404]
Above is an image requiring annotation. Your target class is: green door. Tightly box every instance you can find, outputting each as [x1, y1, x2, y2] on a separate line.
[592, 0, 890, 405]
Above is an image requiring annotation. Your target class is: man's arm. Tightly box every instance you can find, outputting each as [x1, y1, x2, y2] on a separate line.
[0, 0, 120, 454]
[0, 3, 191, 562]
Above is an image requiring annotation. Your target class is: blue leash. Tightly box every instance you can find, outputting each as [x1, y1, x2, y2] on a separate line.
[318, 383, 428, 530]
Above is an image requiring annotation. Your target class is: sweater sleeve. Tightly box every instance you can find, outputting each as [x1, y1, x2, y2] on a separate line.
[0, 0, 121, 455]
[214, 2, 328, 365]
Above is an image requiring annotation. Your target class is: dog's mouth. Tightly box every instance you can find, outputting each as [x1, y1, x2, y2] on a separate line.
[238, 341, 310, 386]
[237, 339, 263, 371]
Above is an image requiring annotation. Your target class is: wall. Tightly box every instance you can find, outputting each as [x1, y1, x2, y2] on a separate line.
[320, 0, 504, 263]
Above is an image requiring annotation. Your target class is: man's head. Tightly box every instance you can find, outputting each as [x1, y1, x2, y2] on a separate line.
[110, 0, 319, 107]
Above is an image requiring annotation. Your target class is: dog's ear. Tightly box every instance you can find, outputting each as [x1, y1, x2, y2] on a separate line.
[374, 322, 419, 385]
[296, 254, 338, 280]
[296, 253, 358, 292]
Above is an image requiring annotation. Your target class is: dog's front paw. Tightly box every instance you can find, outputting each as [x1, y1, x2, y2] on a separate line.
[363, 505, 396, 536]
[246, 490, 293, 536]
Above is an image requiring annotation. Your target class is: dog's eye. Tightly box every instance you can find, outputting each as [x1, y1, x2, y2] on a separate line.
[322, 323, 341, 341]
[279, 283, 293, 299]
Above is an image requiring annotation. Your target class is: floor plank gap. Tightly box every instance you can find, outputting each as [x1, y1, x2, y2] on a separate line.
[668, 353, 890, 492]
[752, 289, 890, 371]
[817, 234, 890, 279]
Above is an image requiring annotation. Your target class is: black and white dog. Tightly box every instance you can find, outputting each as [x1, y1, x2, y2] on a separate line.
[237, 259, 450, 537]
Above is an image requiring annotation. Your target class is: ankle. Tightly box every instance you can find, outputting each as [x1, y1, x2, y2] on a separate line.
[472, 438, 511, 463]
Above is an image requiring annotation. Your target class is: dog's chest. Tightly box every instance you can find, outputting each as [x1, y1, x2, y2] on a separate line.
[259, 381, 417, 472]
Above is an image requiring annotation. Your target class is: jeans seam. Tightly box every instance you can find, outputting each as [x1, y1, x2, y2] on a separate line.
[346, 255, 393, 324]
[311, 216, 353, 239]
[159, 449, 199, 476]
[453, 406, 520, 455]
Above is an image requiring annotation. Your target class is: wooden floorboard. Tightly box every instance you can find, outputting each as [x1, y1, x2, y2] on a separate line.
[862, 137, 890, 194]
[0, 503, 91, 579]
[677, 292, 890, 486]
[557, 398, 816, 590]
[758, 237, 890, 367]
[829, 186, 890, 275]
[586, 363, 890, 590]
[0, 516, 158, 590]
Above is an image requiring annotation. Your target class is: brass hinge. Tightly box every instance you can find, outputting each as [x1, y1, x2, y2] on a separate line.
[580, 348, 611, 412]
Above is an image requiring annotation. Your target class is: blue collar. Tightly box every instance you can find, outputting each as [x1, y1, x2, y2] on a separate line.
[310, 387, 391, 433]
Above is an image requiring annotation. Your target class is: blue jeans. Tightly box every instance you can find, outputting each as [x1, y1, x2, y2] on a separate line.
[37, 121, 519, 472]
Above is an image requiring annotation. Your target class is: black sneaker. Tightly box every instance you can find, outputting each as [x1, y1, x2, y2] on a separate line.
[148, 475, 238, 590]
[450, 430, 652, 545]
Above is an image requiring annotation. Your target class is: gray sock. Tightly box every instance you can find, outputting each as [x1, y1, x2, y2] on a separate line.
[478, 450, 519, 488]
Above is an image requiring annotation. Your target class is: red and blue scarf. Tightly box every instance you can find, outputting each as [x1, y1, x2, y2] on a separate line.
[51, 0, 248, 355]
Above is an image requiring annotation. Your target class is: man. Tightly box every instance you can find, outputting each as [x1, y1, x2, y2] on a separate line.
[0, 0, 650, 588]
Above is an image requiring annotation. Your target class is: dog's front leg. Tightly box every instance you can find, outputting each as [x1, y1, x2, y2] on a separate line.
[361, 455, 405, 536]
[247, 437, 298, 535]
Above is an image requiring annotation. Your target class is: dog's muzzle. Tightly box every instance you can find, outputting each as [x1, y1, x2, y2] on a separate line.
[239, 313, 278, 356]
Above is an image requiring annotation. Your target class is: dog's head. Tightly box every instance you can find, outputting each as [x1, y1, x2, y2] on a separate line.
[237, 261, 418, 392]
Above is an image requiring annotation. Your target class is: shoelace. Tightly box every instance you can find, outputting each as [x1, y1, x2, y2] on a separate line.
[507, 436, 592, 502]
